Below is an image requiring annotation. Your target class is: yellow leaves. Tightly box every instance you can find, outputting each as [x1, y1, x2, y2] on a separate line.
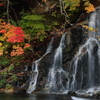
[84, 0, 95, 13]
[63, 0, 80, 11]
[96, 36, 100, 41]
[85, 3, 95, 13]
[82, 25, 97, 32]
[0, 50, 3, 56]
[0, 36, 6, 41]
[0, 45, 4, 56]
[0, 21, 16, 42]
[12, 45, 17, 49]
[63, 0, 95, 14]
[0, 43, 2, 46]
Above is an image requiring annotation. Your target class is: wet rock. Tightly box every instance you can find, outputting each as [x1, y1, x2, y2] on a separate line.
[93, 93, 100, 99]
[14, 88, 26, 94]
[67, 91, 78, 97]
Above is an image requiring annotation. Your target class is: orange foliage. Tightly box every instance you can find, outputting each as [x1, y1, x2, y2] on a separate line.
[85, 3, 95, 13]
[0, 29, 6, 33]
[0, 20, 31, 57]
[24, 43, 31, 49]
[0, 21, 25, 43]
[10, 46, 24, 56]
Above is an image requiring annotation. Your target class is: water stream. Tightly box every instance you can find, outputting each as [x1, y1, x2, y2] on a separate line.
[67, 8, 100, 94]
[27, 7, 100, 96]
[45, 33, 67, 93]
[0, 93, 94, 100]
[26, 37, 54, 93]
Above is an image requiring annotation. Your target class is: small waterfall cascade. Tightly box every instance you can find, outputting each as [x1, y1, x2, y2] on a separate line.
[45, 33, 68, 93]
[27, 7, 100, 94]
[26, 37, 54, 93]
[26, 60, 39, 93]
[66, 8, 100, 93]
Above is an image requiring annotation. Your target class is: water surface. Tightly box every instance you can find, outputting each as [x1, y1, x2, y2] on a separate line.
[0, 93, 95, 100]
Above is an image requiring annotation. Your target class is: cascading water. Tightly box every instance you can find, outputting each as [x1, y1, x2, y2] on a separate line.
[45, 33, 68, 93]
[27, 60, 39, 93]
[66, 8, 100, 93]
[27, 7, 100, 95]
[26, 37, 54, 93]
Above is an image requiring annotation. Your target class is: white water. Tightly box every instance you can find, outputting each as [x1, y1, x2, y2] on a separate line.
[71, 96, 91, 100]
[27, 7, 100, 95]
[26, 37, 54, 93]
[66, 9, 100, 93]
[45, 33, 68, 92]
[26, 60, 39, 93]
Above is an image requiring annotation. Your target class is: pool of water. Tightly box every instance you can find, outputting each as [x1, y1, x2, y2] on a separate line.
[0, 93, 96, 100]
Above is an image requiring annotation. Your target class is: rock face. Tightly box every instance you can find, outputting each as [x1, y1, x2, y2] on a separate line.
[12, 6, 100, 95]
[0, 22, 86, 94]
[35, 25, 85, 92]
[91, 0, 100, 7]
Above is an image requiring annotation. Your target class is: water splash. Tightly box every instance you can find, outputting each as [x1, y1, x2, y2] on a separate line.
[26, 37, 54, 93]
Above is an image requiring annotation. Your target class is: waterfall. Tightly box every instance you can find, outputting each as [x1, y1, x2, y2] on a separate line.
[26, 60, 39, 93]
[27, 7, 100, 94]
[45, 33, 68, 93]
[26, 37, 54, 93]
[66, 8, 100, 92]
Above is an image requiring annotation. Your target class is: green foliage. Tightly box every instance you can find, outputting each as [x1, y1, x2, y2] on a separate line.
[0, 79, 6, 87]
[61, 0, 95, 17]
[63, 0, 80, 11]
[18, 11, 48, 41]
[0, 56, 10, 66]
[10, 74, 18, 82]
[0, 65, 14, 77]
[0, 64, 17, 88]
[5, 84, 14, 89]
[22, 15, 45, 21]
[66, 47, 71, 52]
[7, 65, 14, 72]
[0, 71, 8, 77]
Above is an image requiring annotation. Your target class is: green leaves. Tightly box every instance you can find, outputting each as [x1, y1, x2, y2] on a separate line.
[0, 56, 10, 66]
[0, 79, 6, 87]
[20, 15, 45, 30]
[34, 21, 44, 29]
[23, 15, 45, 21]
[18, 12, 48, 41]
[7, 65, 14, 72]
[5, 84, 14, 89]
[10, 74, 18, 82]
[63, 0, 80, 11]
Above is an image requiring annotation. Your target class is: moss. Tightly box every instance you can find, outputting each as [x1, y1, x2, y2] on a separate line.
[5, 84, 14, 90]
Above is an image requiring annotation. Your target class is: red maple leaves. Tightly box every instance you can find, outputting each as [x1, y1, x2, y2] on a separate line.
[7, 27, 25, 43]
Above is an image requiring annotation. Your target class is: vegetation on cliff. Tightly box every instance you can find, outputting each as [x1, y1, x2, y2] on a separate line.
[0, 0, 97, 91]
